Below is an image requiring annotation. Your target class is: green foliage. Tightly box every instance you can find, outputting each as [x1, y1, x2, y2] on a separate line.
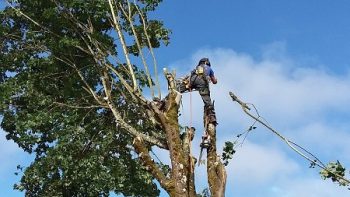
[122, 2, 171, 56]
[0, 0, 170, 196]
[222, 141, 236, 166]
[320, 161, 349, 188]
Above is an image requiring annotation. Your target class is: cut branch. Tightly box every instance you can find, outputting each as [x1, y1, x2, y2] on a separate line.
[229, 91, 350, 186]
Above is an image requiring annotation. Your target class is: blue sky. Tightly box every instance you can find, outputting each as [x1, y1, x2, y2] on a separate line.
[1, 0, 350, 196]
[155, 0, 350, 73]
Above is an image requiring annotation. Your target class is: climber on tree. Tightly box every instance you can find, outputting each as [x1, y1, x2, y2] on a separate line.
[177, 57, 218, 125]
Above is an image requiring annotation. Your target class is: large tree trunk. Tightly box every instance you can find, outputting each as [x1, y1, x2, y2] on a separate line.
[207, 122, 227, 197]
[133, 71, 198, 197]
[153, 91, 197, 196]
[134, 71, 227, 197]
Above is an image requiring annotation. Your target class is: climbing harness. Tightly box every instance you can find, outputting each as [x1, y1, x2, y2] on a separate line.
[195, 64, 205, 75]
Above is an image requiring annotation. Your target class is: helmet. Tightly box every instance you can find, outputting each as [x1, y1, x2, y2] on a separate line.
[198, 58, 211, 66]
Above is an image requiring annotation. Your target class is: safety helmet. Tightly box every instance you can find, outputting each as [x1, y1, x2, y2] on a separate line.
[198, 58, 211, 66]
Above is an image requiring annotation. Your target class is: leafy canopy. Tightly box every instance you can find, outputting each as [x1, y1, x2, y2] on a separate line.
[0, 0, 170, 196]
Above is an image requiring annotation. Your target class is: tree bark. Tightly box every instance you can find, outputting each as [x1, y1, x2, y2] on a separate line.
[133, 70, 227, 197]
[149, 71, 196, 196]
[182, 127, 197, 197]
[207, 122, 227, 197]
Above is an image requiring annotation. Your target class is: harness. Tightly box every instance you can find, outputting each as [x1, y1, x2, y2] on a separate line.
[189, 64, 209, 90]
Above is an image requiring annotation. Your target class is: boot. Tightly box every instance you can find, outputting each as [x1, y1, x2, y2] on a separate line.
[176, 78, 189, 93]
[204, 104, 217, 125]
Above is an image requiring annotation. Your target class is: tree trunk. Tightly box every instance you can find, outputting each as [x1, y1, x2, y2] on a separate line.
[137, 86, 197, 196]
[135, 71, 227, 197]
[207, 122, 227, 197]
[182, 127, 197, 197]
[161, 92, 197, 197]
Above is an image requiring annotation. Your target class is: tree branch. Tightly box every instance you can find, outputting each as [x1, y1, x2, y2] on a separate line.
[105, 97, 167, 149]
[118, 0, 154, 98]
[98, 66, 166, 148]
[154, 70, 189, 196]
[229, 91, 350, 187]
[6, 1, 59, 37]
[53, 102, 107, 109]
[104, 63, 138, 101]
[108, 0, 138, 92]
[133, 137, 175, 194]
[134, 2, 161, 99]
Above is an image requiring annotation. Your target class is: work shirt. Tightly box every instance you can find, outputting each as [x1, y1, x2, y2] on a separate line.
[203, 64, 215, 77]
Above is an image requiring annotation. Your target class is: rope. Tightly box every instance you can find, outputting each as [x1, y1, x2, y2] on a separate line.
[188, 90, 194, 165]
[189, 90, 193, 128]
[150, 149, 164, 165]
[229, 120, 257, 153]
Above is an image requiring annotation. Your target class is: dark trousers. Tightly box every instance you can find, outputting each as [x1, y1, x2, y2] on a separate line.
[176, 77, 217, 124]
[198, 88, 212, 109]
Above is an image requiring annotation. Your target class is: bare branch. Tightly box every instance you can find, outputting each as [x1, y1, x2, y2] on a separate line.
[53, 102, 107, 109]
[6, 1, 59, 37]
[101, 70, 166, 148]
[108, 0, 138, 92]
[105, 63, 138, 101]
[134, 2, 161, 99]
[101, 68, 112, 101]
[119, 0, 154, 98]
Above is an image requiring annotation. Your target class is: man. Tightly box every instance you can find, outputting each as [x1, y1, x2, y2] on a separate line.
[177, 57, 218, 124]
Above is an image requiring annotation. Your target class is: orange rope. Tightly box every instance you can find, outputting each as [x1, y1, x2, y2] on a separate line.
[189, 90, 194, 172]
[189, 90, 193, 128]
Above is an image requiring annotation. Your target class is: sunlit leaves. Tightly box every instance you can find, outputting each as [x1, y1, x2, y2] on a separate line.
[1, 0, 168, 196]
[320, 161, 349, 188]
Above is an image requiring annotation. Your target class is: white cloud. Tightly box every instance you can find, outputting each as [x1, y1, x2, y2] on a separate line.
[171, 46, 350, 197]
[226, 141, 300, 185]
[288, 122, 350, 163]
[185, 47, 350, 126]
[2, 44, 350, 196]
[277, 178, 349, 197]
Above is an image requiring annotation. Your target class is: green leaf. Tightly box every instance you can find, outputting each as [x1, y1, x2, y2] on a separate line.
[222, 141, 236, 166]
[1, 0, 167, 196]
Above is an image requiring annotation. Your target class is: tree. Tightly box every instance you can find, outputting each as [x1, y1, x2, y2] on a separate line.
[0, 0, 226, 196]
